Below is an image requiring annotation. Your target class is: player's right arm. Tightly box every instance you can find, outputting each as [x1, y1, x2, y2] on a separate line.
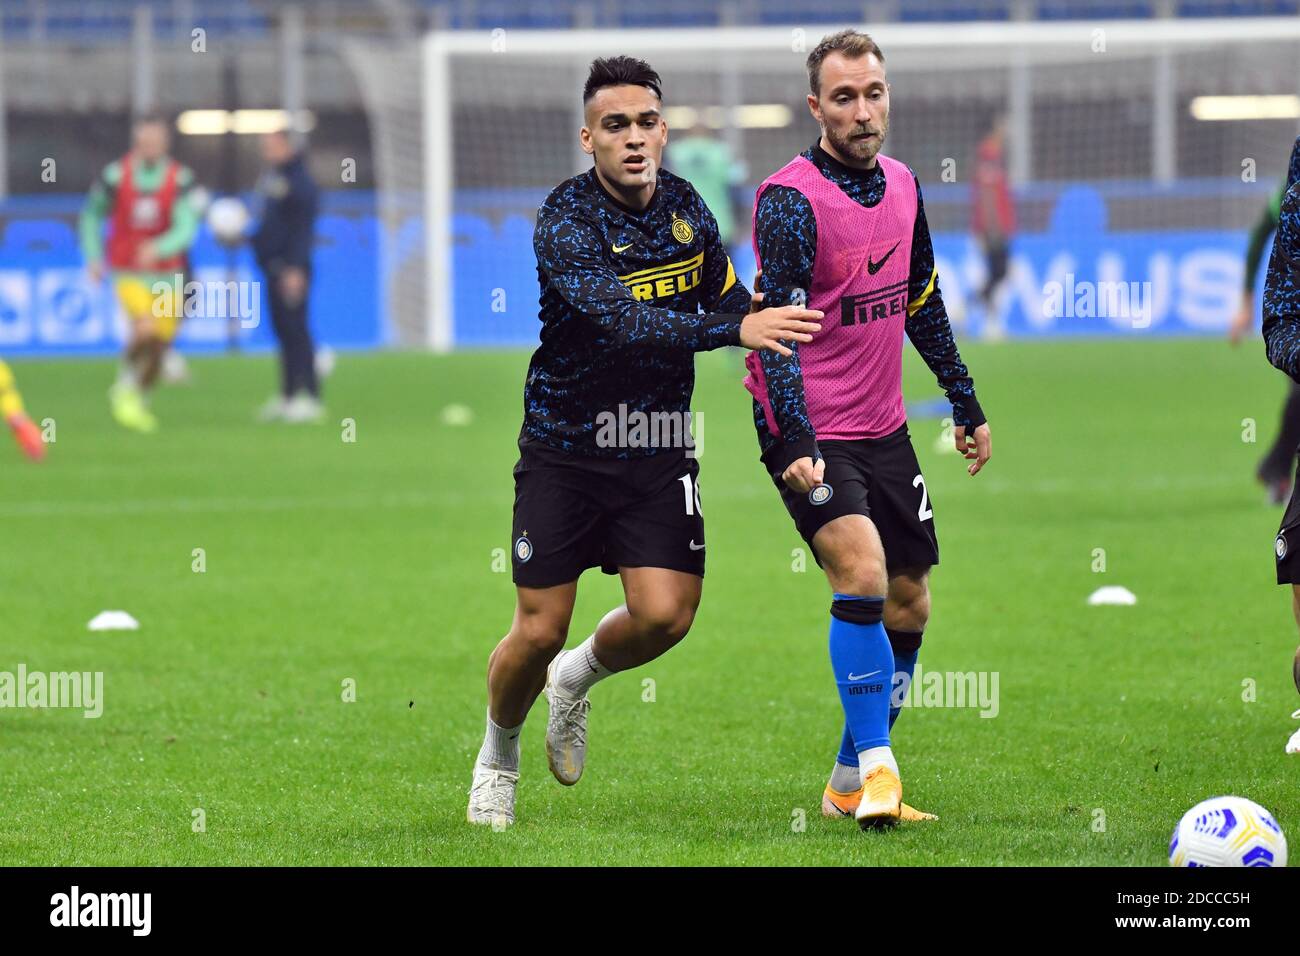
[1264, 183, 1300, 381]
[753, 184, 823, 491]
[534, 208, 820, 354]
[79, 162, 118, 281]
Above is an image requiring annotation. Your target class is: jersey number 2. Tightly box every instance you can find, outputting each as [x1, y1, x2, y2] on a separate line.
[912, 474, 933, 521]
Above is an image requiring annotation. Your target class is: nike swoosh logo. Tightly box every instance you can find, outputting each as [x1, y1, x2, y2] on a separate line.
[688, 540, 705, 551]
[612, 241, 634, 253]
[867, 242, 900, 275]
[847, 670, 882, 681]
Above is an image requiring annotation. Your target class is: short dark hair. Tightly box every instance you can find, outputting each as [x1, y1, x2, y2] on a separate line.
[806, 29, 885, 97]
[583, 56, 662, 104]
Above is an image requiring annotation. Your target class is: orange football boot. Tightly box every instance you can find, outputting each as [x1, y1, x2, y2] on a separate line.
[7, 413, 45, 461]
[856, 765, 903, 828]
[822, 784, 937, 822]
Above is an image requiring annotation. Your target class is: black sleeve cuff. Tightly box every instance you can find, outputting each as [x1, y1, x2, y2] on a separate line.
[776, 434, 819, 474]
[703, 313, 744, 350]
[954, 396, 986, 431]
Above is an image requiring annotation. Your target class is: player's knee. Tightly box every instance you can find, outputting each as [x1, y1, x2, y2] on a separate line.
[816, 523, 887, 596]
[629, 598, 696, 644]
[826, 553, 888, 598]
[513, 614, 568, 659]
[888, 571, 931, 628]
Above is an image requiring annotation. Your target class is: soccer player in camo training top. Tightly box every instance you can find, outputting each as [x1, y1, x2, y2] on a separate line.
[1260, 133, 1300, 754]
[1231, 143, 1300, 506]
[746, 30, 992, 828]
[466, 56, 825, 828]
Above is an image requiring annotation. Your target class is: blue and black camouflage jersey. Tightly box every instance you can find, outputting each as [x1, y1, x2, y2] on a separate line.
[1264, 136, 1300, 381]
[524, 167, 751, 456]
[753, 142, 985, 471]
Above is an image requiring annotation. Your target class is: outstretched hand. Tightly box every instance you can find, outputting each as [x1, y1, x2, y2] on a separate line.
[955, 423, 992, 476]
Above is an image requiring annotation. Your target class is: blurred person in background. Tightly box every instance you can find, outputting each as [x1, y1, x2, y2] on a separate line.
[252, 128, 322, 424]
[1230, 156, 1300, 505]
[971, 112, 1014, 342]
[80, 114, 202, 433]
[0, 359, 45, 461]
[670, 118, 745, 252]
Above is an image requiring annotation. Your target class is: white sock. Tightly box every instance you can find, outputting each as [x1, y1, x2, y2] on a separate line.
[115, 366, 139, 390]
[476, 710, 521, 771]
[829, 761, 860, 793]
[554, 634, 612, 697]
[859, 746, 898, 784]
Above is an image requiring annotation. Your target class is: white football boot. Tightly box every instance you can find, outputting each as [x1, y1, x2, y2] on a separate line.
[282, 393, 325, 424]
[1287, 710, 1300, 755]
[544, 655, 591, 786]
[256, 395, 289, 422]
[467, 762, 519, 829]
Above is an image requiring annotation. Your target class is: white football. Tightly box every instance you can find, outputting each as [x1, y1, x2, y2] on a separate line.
[206, 197, 250, 246]
[1169, 796, 1286, 867]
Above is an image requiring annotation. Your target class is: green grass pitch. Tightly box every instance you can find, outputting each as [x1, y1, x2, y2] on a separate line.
[1, 338, 1296, 865]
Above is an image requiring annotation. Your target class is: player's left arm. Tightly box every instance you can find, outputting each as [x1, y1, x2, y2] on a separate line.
[151, 167, 202, 260]
[1263, 183, 1300, 382]
[693, 192, 751, 315]
[904, 172, 991, 476]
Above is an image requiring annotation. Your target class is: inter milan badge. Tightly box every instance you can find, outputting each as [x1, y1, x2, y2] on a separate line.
[514, 536, 533, 563]
[671, 213, 694, 244]
[1277, 534, 1288, 561]
[809, 484, 833, 506]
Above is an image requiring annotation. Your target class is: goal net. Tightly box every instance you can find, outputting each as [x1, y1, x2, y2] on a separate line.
[347, 17, 1300, 348]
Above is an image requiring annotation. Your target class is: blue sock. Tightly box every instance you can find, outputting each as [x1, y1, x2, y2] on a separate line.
[836, 722, 857, 767]
[886, 628, 923, 730]
[835, 627, 924, 763]
[829, 594, 893, 754]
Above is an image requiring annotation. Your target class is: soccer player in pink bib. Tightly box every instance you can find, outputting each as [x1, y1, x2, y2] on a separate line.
[746, 30, 993, 828]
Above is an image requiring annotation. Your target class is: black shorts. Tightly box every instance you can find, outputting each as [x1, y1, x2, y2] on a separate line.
[1276, 454, 1300, 584]
[511, 437, 706, 588]
[764, 424, 938, 575]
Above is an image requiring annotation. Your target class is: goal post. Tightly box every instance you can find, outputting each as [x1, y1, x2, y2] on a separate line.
[349, 16, 1300, 350]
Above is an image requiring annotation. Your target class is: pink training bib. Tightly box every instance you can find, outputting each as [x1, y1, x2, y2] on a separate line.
[745, 152, 917, 442]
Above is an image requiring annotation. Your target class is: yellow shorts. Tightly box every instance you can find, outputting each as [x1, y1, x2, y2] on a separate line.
[114, 276, 180, 341]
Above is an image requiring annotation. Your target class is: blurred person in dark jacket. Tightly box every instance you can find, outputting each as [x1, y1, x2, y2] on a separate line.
[253, 129, 322, 423]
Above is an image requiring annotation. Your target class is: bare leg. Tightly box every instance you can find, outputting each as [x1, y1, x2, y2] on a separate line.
[487, 581, 577, 728]
[134, 336, 166, 390]
[885, 567, 930, 632]
[586, 566, 701, 672]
